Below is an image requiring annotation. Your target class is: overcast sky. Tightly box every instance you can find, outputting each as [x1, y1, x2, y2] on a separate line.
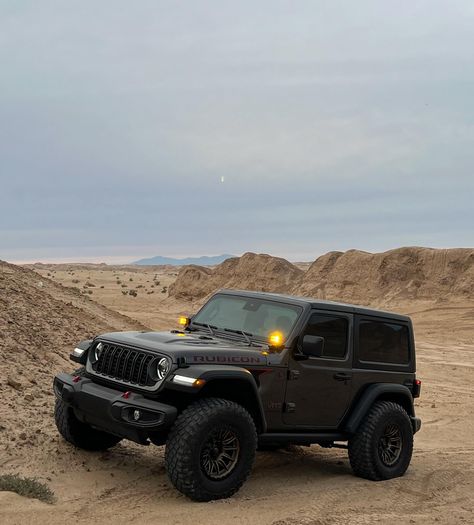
[1, 1, 473, 263]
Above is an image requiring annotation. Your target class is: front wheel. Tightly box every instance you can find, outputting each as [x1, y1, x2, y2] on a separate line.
[165, 398, 257, 501]
[348, 400, 413, 481]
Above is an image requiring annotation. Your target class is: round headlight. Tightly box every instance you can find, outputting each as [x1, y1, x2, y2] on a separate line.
[156, 357, 170, 380]
[94, 342, 104, 362]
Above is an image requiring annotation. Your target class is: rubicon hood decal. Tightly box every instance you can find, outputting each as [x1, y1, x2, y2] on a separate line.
[191, 354, 265, 364]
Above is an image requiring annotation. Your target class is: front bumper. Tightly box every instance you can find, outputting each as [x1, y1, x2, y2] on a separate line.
[53, 373, 178, 444]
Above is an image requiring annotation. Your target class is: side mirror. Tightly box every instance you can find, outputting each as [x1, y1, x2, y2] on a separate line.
[301, 335, 325, 358]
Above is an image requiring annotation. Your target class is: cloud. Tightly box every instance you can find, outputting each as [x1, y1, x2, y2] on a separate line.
[0, 1, 473, 261]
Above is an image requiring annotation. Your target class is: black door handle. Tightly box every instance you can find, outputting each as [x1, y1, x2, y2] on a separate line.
[333, 372, 352, 381]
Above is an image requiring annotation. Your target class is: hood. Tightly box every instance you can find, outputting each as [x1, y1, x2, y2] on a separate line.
[95, 330, 269, 366]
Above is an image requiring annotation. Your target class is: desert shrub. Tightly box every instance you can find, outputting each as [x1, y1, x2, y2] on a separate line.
[129, 289, 138, 297]
[161, 286, 167, 294]
[72, 279, 80, 284]
[129, 277, 133, 282]
[0, 474, 55, 504]
[84, 281, 95, 287]
[100, 285, 104, 289]
[122, 290, 128, 295]
[121, 284, 127, 288]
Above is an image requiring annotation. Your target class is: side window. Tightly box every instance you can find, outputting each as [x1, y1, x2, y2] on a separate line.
[358, 320, 410, 364]
[303, 314, 348, 359]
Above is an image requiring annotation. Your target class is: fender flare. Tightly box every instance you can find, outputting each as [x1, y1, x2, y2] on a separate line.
[343, 383, 415, 434]
[167, 365, 267, 432]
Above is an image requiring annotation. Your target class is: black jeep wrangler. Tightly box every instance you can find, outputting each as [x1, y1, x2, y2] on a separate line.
[53, 290, 421, 501]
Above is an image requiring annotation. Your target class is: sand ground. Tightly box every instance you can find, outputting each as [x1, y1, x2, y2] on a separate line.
[29, 264, 182, 329]
[1, 264, 473, 524]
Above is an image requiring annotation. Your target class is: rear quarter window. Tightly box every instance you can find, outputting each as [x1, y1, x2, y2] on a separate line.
[358, 319, 410, 365]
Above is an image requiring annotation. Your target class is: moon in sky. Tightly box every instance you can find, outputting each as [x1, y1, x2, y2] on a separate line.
[220, 176, 225, 183]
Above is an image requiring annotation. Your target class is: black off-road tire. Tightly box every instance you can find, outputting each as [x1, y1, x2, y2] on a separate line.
[165, 398, 257, 501]
[348, 400, 413, 481]
[54, 398, 122, 451]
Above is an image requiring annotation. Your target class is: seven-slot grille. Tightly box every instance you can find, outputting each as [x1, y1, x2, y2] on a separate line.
[92, 343, 155, 387]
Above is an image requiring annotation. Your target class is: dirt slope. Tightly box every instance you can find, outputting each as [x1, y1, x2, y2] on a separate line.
[296, 247, 474, 306]
[168, 252, 303, 300]
[169, 247, 474, 309]
[0, 260, 146, 448]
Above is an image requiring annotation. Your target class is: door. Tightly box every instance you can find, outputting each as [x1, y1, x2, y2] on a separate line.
[283, 310, 353, 428]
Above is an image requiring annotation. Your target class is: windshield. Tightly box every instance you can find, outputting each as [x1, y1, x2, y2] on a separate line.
[191, 294, 302, 342]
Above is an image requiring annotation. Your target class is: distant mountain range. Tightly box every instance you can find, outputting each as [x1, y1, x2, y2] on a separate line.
[133, 254, 235, 266]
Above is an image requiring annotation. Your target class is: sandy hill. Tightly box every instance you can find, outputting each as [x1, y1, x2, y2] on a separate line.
[0, 260, 146, 448]
[169, 247, 474, 308]
[168, 252, 304, 301]
[295, 247, 474, 306]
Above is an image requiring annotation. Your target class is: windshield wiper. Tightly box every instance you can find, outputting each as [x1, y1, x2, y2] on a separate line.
[223, 328, 254, 346]
[192, 323, 261, 346]
[192, 321, 217, 336]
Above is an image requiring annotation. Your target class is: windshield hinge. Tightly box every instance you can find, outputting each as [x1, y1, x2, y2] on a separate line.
[287, 369, 300, 380]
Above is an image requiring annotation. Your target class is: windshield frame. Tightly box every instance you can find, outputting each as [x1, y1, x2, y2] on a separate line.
[189, 292, 305, 345]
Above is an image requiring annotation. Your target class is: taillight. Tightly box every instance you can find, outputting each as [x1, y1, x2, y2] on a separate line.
[413, 379, 422, 398]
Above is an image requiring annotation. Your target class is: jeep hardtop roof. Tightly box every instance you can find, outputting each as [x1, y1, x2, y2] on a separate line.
[215, 289, 411, 323]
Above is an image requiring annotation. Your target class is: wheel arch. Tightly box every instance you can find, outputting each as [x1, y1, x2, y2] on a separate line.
[343, 383, 415, 434]
[196, 375, 267, 433]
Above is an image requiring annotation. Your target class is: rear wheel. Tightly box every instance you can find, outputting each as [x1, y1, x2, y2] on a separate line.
[54, 398, 122, 451]
[165, 398, 257, 501]
[348, 401, 413, 481]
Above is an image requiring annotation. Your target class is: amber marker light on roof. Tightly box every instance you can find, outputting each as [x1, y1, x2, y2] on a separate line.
[178, 316, 190, 327]
[268, 331, 284, 347]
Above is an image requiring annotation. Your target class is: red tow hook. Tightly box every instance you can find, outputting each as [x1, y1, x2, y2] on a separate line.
[122, 391, 131, 399]
[72, 375, 81, 383]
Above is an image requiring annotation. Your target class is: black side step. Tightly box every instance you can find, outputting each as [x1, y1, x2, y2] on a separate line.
[258, 432, 348, 445]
